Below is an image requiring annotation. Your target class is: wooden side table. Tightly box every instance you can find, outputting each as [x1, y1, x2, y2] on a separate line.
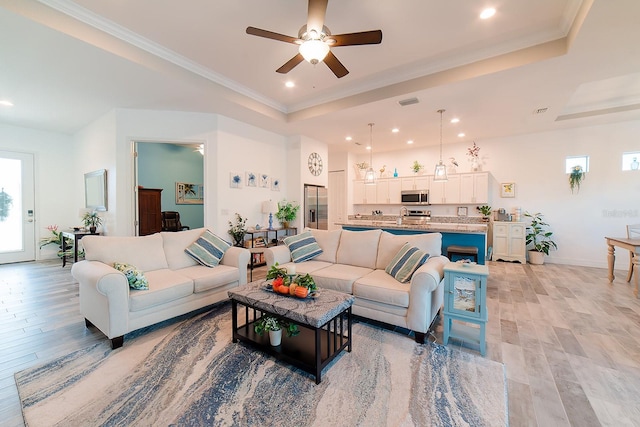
[60, 230, 100, 267]
[443, 262, 489, 355]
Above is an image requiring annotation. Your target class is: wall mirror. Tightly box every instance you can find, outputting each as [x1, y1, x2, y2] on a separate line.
[85, 169, 108, 211]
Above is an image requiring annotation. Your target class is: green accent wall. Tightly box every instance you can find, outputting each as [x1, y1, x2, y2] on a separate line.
[137, 143, 204, 229]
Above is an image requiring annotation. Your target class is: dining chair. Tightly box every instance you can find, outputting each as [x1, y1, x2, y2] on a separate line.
[626, 224, 640, 282]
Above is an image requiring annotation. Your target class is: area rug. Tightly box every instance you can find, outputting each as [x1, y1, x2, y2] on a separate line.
[15, 303, 508, 426]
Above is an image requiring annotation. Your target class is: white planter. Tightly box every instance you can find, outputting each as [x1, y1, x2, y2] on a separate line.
[528, 250, 545, 265]
[268, 329, 282, 346]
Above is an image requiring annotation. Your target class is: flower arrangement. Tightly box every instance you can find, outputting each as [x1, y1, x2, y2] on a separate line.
[39, 225, 76, 258]
[467, 141, 480, 160]
[228, 212, 247, 246]
[411, 160, 424, 173]
[569, 165, 585, 193]
[355, 162, 369, 170]
[275, 200, 300, 226]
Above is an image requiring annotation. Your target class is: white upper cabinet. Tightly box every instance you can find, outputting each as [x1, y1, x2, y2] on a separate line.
[459, 172, 489, 204]
[429, 175, 460, 204]
[401, 176, 429, 191]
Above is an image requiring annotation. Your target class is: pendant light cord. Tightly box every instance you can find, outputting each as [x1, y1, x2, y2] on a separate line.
[438, 109, 445, 162]
[369, 123, 374, 165]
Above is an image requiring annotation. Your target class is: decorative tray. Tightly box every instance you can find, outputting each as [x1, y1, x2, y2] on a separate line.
[262, 282, 319, 299]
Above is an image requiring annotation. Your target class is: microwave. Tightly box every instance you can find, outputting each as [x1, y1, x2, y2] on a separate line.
[401, 190, 430, 205]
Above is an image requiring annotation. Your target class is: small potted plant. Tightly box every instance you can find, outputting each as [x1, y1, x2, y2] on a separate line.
[476, 205, 492, 222]
[82, 211, 103, 233]
[254, 315, 299, 346]
[275, 200, 300, 229]
[569, 165, 585, 193]
[411, 160, 424, 174]
[524, 211, 558, 265]
[228, 212, 247, 247]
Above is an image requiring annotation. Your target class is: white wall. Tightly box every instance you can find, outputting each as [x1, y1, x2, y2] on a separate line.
[345, 119, 640, 269]
[0, 123, 76, 259]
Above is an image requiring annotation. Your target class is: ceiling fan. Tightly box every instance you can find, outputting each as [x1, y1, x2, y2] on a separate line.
[246, 0, 382, 78]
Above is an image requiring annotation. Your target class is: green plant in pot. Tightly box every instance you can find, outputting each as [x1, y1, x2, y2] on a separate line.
[228, 213, 247, 247]
[569, 165, 585, 193]
[82, 211, 103, 233]
[411, 160, 424, 174]
[254, 315, 299, 346]
[524, 211, 557, 265]
[476, 205, 492, 221]
[275, 200, 300, 228]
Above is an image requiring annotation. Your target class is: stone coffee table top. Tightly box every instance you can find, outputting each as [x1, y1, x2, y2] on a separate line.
[228, 280, 355, 328]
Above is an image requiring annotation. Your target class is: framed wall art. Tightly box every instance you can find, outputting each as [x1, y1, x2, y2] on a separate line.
[259, 173, 270, 188]
[230, 172, 242, 189]
[176, 182, 203, 204]
[500, 182, 515, 198]
[457, 206, 468, 217]
[246, 171, 257, 187]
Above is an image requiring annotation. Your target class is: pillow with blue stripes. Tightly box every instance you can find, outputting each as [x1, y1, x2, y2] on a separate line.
[283, 231, 323, 263]
[185, 229, 231, 267]
[385, 243, 430, 283]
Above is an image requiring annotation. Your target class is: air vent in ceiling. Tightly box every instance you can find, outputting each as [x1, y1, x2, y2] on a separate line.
[533, 107, 548, 114]
[398, 97, 419, 107]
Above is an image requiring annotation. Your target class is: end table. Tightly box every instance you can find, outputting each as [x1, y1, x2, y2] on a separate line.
[443, 262, 489, 355]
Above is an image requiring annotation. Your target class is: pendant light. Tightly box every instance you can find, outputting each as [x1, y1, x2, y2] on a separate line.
[433, 109, 448, 181]
[364, 123, 376, 185]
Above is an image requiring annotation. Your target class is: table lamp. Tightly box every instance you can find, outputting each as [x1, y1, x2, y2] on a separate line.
[262, 200, 278, 230]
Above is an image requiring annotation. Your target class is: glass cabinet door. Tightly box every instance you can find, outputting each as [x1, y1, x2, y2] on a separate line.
[448, 274, 481, 318]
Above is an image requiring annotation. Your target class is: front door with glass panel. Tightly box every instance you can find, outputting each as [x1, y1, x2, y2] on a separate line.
[0, 151, 35, 263]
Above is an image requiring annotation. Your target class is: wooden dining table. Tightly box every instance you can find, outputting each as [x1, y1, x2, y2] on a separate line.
[605, 236, 640, 298]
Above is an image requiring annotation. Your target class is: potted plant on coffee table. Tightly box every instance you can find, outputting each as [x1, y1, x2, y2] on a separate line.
[524, 211, 557, 265]
[254, 315, 299, 346]
[275, 200, 300, 229]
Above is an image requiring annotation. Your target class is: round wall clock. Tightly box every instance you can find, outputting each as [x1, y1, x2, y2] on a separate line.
[308, 152, 323, 176]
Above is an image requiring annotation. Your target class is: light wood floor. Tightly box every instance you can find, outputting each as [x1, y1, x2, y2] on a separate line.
[1, 260, 640, 426]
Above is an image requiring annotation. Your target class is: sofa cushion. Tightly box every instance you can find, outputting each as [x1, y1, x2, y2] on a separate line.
[128, 269, 194, 312]
[113, 262, 149, 290]
[184, 229, 231, 267]
[336, 229, 382, 269]
[83, 233, 168, 272]
[283, 231, 323, 263]
[311, 264, 374, 294]
[277, 260, 333, 276]
[376, 232, 442, 270]
[177, 265, 240, 293]
[354, 270, 410, 308]
[162, 228, 207, 270]
[306, 228, 342, 263]
[385, 243, 430, 283]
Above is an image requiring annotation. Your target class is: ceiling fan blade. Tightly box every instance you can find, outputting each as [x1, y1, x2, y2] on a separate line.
[307, 0, 328, 34]
[330, 30, 383, 47]
[324, 50, 349, 78]
[276, 54, 305, 74]
[246, 26, 299, 44]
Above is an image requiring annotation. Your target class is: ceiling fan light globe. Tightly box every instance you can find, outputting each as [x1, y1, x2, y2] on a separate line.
[299, 40, 330, 64]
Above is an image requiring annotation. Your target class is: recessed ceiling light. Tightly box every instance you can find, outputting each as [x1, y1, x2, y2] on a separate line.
[345, 136, 352, 141]
[366, 146, 371, 150]
[450, 118, 460, 124]
[391, 128, 399, 133]
[285, 81, 295, 88]
[458, 133, 466, 138]
[407, 140, 414, 145]
[0, 100, 14, 107]
[480, 7, 496, 19]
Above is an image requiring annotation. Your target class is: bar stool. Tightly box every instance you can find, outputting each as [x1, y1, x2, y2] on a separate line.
[446, 245, 479, 263]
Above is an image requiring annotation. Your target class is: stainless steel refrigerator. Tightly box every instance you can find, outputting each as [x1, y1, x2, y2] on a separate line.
[304, 185, 328, 230]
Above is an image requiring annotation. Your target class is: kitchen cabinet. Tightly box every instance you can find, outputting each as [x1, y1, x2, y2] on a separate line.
[353, 180, 377, 204]
[376, 178, 402, 204]
[401, 176, 429, 191]
[429, 175, 460, 204]
[460, 172, 489, 204]
[492, 221, 526, 264]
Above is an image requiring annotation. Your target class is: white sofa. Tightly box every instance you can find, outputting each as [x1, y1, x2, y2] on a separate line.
[71, 228, 250, 348]
[265, 228, 448, 343]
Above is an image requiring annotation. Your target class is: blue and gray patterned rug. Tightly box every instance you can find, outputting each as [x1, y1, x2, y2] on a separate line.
[15, 303, 508, 426]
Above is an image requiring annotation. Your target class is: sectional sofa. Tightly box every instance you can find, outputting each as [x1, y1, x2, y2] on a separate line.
[71, 228, 249, 348]
[264, 228, 448, 343]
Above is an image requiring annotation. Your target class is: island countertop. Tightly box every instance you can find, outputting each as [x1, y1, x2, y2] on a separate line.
[335, 221, 488, 234]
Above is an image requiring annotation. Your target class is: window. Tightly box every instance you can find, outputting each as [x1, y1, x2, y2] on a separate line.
[565, 155, 589, 174]
[622, 152, 640, 171]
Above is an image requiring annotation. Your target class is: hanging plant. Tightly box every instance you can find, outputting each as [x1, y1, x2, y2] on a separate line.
[569, 165, 585, 193]
[0, 187, 13, 222]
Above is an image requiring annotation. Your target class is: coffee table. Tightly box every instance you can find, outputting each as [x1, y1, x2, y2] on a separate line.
[228, 280, 354, 384]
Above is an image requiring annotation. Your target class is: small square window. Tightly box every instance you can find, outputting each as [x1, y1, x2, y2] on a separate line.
[622, 152, 640, 171]
[565, 156, 589, 174]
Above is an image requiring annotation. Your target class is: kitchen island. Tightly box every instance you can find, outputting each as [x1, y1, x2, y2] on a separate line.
[336, 220, 488, 264]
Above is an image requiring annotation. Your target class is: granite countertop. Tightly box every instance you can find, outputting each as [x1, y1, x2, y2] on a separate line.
[336, 220, 488, 234]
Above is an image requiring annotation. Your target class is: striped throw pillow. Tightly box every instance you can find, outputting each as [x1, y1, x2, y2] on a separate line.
[185, 229, 231, 267]
[385, 243, 430, 283]
[283, 231, 323, 263]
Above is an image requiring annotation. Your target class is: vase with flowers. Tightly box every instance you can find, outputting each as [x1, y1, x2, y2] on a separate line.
[467, 141, 481, 171]
[228, 213, 248, 247]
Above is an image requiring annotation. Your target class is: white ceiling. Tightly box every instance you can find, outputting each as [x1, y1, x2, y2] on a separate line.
[1, 0, 639, 155]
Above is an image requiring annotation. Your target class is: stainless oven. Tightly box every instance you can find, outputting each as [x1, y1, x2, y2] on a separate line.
[401, 190, 429, 205]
